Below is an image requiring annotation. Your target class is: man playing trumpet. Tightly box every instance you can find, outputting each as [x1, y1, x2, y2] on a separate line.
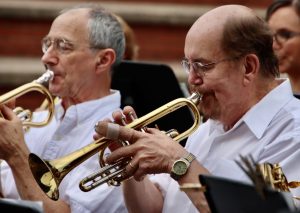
[94, 4, 300, 213]
[0, 4, 127, 213]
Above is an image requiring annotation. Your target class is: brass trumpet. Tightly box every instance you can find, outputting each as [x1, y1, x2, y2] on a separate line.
[180, 156, 300, 201]
[28, 92, 202, 200]
[236, 155, 300, 200]
[0, 70, 54, 130]
[259, 163, 300, 195]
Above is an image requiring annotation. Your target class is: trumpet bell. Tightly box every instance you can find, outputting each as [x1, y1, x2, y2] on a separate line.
[29, 153, 59, 200]
[29, 137, 112, 200]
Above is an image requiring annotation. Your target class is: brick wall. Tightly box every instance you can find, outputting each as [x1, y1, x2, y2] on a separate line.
[0, 19, 49, 57]
[0, 19, 189, 61]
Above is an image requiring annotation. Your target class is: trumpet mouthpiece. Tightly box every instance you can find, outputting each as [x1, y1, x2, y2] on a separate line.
[187, 92, 202, 105]
[35, 70, 54, 86]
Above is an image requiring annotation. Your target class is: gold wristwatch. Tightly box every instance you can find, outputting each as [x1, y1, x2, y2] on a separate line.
[170, 153, 196, 181]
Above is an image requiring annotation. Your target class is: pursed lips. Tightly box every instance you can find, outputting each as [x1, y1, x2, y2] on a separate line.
[50, 72, 64, 83]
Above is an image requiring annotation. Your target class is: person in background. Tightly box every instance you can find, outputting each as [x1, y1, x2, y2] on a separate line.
[0, 4, 127, 213]
[114, 14, 139, 61]
[294, 0, 300, 15]
[94, 4, 300, 213]
[266, 0, 300, 98]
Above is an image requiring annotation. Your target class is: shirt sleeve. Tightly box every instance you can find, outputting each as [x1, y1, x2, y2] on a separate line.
[60, 155, 127, 213]
[0, 161, 19, 199]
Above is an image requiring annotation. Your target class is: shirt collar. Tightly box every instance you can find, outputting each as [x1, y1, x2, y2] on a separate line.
[54, 89, 121, 125]
[242, 78, 294, 139]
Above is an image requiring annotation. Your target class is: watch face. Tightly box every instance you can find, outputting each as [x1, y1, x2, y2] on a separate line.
[174, 160, 188, 175]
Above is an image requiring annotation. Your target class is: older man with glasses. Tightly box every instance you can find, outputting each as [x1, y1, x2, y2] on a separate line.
[93, 4, 300, 213]
[266, 0, 300, 98]
[0, 4, 127, 213]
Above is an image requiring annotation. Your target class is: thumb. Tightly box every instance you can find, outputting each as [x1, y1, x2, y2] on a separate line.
[6, 99, 16, 109]
[0, 104, 18, 121]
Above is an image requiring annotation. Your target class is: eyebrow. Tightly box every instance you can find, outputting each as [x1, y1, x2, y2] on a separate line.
[274, 28, 297, 33]
[182, 57, 211, 63]
[42, 36, 73, 42]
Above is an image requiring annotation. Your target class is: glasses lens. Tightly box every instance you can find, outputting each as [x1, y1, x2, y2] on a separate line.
[181, 60, 190, 73]
[42, 38, 52, 53]
[57, 39, 73, 53]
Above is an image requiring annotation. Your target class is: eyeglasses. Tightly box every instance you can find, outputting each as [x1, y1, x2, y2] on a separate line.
[41, 37, 75, 54]
[273, 29, 300, 45]
[181, 56, 240, 77]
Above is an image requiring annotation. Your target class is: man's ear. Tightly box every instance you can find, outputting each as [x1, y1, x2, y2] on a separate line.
[242, 54, 260, 85]
[95, 49, 116, 74]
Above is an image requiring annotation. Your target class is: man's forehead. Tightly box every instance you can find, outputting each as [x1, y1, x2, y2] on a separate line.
[185, 22, 223, 51]
[55, 8, 89, 24]
[193, 5, 254, 28]
[49, 9, 90, 41]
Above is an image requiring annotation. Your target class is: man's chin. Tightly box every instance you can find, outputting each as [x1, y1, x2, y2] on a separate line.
[49, 86, 61, 97]
[198, 94, 220, 120]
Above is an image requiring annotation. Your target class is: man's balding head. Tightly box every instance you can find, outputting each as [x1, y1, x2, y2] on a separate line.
[185, 4, 279, 78]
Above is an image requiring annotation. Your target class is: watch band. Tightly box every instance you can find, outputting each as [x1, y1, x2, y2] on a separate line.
[184, 152, 196, 163]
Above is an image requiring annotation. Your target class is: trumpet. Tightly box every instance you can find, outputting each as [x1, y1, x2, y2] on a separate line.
[0, 70, 54, 130]
[236, 155, 300, 200]
[259, 163, 300, 195]
[28, 92, 202, 200]
[180, 156, 300, 201]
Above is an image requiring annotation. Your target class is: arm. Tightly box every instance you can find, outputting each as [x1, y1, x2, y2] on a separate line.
[95, 119, 211, 213]
[177, 161, 211, 213]
[122, 177, 163, 213]
[0, 105, 70, 213]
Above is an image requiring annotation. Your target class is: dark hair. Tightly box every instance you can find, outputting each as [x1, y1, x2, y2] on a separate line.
[293, 0, 300, 16]
[266, 0, 292, 21]
[221, 15, 279, 78]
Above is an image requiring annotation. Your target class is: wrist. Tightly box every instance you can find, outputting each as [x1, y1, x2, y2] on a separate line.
[170, 152, 196, 181]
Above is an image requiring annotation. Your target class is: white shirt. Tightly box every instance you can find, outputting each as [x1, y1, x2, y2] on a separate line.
[1, 90, 128, 213]
[151, 79, 300, 213]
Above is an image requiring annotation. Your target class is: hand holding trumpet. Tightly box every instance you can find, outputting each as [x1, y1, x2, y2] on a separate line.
[94, 106, 189, 181]
[0, 104, 27, 162]
[93, 102, 211, 213]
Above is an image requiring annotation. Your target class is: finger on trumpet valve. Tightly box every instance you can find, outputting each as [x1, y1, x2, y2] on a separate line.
[164, 129, 179, 138]
[17, 110, 31, 122]
[141, 126, 148, 133]
[118, 140, 130, 146]
[128, 111, 137, 120]
[126, 110, 148, 133]
[120, 116, 126, 126]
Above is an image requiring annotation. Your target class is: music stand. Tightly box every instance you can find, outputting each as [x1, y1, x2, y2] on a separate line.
[199, 174, 296, 213]
[112, 60, 194, 146]
[0, 198, 43, 213]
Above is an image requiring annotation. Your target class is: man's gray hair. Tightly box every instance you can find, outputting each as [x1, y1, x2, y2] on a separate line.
[60, 4, 125, 65]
